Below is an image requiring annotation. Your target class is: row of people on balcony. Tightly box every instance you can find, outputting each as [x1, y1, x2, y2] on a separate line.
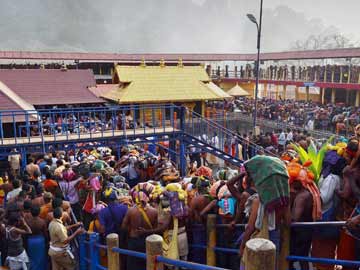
[211, 64, 360, 84]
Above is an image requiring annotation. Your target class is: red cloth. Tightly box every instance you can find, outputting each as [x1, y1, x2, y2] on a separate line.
[311, 238, 337, 270]
[337, 229, 357, 270]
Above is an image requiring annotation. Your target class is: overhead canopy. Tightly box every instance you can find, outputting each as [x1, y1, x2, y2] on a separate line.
[227, 83, 250, 97]
[102, 64, 227, 104]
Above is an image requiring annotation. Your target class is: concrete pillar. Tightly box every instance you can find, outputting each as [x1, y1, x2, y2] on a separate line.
[340, 66, 343, 83]
[305, 86, 310, 101]
[107, 234, 120, 270]
[324, 66, 327, 82]
[320, 88, 325, 104]
[244, 238, 276, 270]
[263, 83, 268, 98]
[295, 86, 299, 100]
[282, 85, 286, 100]
[146, 235, 164, 270]
[356, 91, 360, 107]
[331, 88, 336, 103]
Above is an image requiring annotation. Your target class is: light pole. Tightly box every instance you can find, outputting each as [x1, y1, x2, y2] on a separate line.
[247, 0, 263, 130]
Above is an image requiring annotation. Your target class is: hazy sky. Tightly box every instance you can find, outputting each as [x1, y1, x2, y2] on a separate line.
[0, 0, 358, 53]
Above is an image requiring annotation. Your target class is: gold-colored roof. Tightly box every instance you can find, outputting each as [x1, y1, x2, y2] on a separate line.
[102, 65, 226, 103]
[227, 83, 250, 97]
[206, 82, 232, 99]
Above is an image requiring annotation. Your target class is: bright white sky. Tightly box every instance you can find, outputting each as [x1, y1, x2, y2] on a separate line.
[193, 0, 360, 43]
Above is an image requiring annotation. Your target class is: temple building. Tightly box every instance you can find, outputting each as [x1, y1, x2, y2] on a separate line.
[100, 59, 230, 120]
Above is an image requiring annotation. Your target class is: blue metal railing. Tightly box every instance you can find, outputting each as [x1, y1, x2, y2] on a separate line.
[79, 232, 229, 270]
[184, 109, 275, 158]
[78, 219, 360, 270]
[0, 104, 180, 147]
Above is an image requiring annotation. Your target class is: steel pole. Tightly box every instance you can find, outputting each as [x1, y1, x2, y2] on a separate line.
[253, 0, 263, 130]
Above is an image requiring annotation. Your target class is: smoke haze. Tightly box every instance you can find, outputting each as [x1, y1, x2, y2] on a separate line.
[0, 0, 358, 53]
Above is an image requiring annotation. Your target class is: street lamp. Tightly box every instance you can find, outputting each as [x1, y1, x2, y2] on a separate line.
[247, 0, 263, 130]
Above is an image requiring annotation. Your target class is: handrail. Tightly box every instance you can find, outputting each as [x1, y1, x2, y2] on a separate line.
[186, 110, 279, 157]
[211, 112, 340, 141]
[287, 256, 360, 268]
[112, 247, 146, 259]
[156, 256, 229, 270]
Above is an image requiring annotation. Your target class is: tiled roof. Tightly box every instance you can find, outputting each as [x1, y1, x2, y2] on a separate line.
[88, 84, 120, 97]
[102, 65, 226, 103]
[0, 48, 359, 61]
[0, 69, 102, 106]
[0, 80, 37, 122]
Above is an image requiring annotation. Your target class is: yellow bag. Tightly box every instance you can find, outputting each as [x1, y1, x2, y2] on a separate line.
[162, 217, 179, 260]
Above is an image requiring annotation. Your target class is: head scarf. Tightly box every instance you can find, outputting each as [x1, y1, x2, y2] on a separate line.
[130, 183, 155, 205]
[245, 156, 290, 212]
[195, 166, 213, 178]
[287, 160, 322, 221]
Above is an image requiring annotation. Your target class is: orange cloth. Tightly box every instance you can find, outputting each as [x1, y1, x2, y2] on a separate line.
[288, 161, 322, 221]
[43, 179, 58, 191]
[39, 203, 52, 219]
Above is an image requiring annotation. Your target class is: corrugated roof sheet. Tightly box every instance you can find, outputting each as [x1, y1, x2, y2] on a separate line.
[0, 69, 103, 106]
[0, 48, 360, 61]
[102, 65, 225, 103]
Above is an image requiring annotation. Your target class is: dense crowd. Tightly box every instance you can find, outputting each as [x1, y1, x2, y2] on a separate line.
[209, 98, 360, 135]
[0, 133, 360, 270]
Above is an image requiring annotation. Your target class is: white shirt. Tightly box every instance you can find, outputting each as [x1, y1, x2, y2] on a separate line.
[306, 119, 314, 131]
[278, 132, 286, 146]
[8, 154, 21, 170]
[286, 132, 293, 142]
[6, 187, 22, 201]
[319, 174, 340, 212]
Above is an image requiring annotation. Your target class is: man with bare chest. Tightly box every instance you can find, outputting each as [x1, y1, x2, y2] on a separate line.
[290, 181, 314, 270]
[122, 192, 157, 270]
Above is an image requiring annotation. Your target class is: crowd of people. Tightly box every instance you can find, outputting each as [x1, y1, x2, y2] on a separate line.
[208, 98, 360, 135]
[212, 64, 360, 84]
[0, 129, 359, 270]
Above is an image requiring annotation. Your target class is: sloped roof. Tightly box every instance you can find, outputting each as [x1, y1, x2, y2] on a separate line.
[0, 69, 102, 106]
[206, 82, 232, 99]
[102, 65, 225, 103]
[1, 48, 360, 61]
[227, 83, 250, 97]
[0, 80, 37, 122]
[88, 84, 118, 97]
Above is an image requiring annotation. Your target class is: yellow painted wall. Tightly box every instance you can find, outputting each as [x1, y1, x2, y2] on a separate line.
[297, 93, 320, 102]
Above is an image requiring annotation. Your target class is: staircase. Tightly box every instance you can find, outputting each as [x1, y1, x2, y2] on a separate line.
[180, 109, 268, 167]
